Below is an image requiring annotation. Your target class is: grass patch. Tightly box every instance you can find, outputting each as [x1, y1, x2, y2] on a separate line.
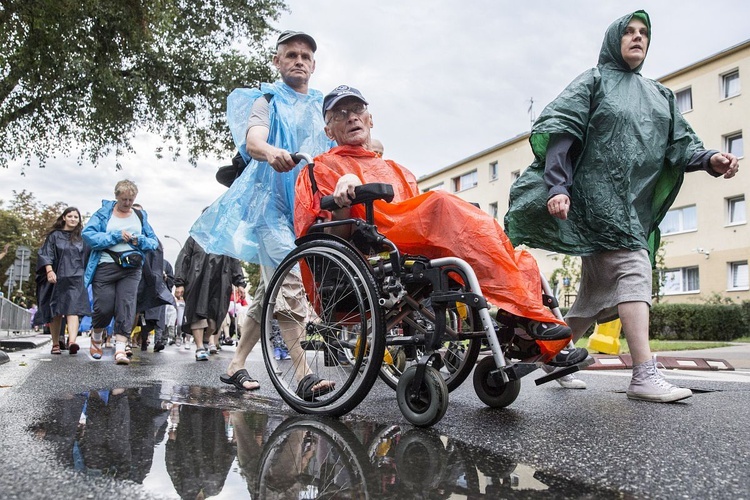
[575, 338, 734, 353]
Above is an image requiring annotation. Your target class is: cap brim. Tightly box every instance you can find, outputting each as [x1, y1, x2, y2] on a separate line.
[324, 94, 369, 113]
[276, 33, 317, 52]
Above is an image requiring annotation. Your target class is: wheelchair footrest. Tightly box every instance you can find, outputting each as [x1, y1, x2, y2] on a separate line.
[505, 362, 539, 381]
[491, 362, 537, 384]
[534, 356, 595, 386]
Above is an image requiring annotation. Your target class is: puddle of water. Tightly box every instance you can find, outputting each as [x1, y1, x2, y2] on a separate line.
[29, 383, 624, 499]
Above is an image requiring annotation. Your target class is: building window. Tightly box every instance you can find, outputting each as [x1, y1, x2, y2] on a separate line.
[675, 87, 693, 113]
[511, 170, 520, 182]
[722, 70, 740, 99]
[489, 161, 498, 181]
[662, 267, 700, 294]
[728, 261, 749, 290]
[489, 202, 498, 219]
[727, 196, 746, 225]
[660, 205, 697, 235]
[452, 170, 477, 192]
[423, 182, 444, 193]
[726, 132, 744, 158]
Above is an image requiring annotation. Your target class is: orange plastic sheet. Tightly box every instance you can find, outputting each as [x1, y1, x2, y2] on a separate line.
[295, 145, 562, 325]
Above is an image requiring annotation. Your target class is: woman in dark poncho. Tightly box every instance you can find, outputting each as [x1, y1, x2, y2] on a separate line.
[506, 10, 739, 402]
[35, 207, 92, 355]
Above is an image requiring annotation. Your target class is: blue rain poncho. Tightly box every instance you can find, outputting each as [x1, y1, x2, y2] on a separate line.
[505, 10, 706, 263]
[190, 82, 334, 267]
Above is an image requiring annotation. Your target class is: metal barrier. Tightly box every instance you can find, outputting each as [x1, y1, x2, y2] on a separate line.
[0, 296, 32, 336]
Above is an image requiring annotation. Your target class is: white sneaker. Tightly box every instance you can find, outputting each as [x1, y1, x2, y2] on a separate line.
[541, 364, 587, 389]
[627, 359, 692, 403]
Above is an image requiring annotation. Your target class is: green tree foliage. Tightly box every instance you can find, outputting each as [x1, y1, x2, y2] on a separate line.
[549, 254, 581, 307]
[241, 261, 261, 294]
[1, 191, 68, 298]
[651, 240, 668, 303]
[0, 0, 286, 169]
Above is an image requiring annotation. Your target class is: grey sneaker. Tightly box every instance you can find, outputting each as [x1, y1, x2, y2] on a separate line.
[542, 364, 587, 389]
[627, 359, 692, 402]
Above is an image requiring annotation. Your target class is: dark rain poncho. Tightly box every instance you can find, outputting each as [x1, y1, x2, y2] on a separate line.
[174, 236, 246, 334]
[505, 10, 705, 262]
[34, 230, 92, 325]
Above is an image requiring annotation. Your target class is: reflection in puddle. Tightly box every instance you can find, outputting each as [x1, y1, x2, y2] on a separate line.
[30, 384, 622, 498]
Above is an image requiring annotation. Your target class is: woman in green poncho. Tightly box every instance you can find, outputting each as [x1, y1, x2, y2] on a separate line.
[505, 10, 739, 402]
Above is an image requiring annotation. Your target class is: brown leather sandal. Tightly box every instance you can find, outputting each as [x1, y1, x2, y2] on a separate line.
[51, 344, 61, 355]
[90, 340, 103, 360]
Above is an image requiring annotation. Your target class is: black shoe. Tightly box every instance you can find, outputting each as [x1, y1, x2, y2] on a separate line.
[547, 347, 589, 367]
[523, 320, 572, 340]
[153, 342, 165, 352]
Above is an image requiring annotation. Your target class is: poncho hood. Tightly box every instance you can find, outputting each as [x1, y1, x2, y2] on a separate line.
[598, 10, 651, 74]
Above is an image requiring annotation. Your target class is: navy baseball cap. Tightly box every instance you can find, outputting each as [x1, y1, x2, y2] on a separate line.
[276, 30, 317, 52]
[323, 85, 368, 116]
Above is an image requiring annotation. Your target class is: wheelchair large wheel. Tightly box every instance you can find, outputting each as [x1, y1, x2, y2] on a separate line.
[380, 305, 481, 392]
[396, 365, 449, 427]
[261, 239, 385, 417]
[257, 417, 370, 499]
[472, 356, 521, 408]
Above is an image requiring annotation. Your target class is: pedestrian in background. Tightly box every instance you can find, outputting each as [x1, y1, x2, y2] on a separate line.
[83, 180, 158, 365]
[131, 209, 175, 354]
[174, 234, 246, 361]
[34, 207, 92, 355]
[505, 10, 739, 402]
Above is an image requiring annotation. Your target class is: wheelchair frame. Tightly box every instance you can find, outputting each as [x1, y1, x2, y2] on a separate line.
[260, 154, 589, 427]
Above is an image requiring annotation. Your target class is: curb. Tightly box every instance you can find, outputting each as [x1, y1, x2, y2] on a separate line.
[587, 353, 735, 371]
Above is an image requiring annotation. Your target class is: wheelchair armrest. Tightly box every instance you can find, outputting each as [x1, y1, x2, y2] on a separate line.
[320, 183, 395, 211]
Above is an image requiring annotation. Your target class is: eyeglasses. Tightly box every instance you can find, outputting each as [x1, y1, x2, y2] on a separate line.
[326, 103, 368, 124]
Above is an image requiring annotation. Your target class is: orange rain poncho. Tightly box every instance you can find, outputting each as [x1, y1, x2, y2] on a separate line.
[294, 145, 562, 325]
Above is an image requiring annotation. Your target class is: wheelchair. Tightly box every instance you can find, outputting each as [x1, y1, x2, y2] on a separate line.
[260, 154, 591, 427]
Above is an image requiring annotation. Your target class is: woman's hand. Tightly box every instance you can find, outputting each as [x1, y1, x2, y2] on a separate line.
[46, 269, 57, 284]
[120, 230, 138, 245]
[547, 194, 571, 220]
[710, 152, 739, 178]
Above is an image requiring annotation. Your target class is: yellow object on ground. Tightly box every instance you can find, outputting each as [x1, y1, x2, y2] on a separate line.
[587, 319, 622, 355]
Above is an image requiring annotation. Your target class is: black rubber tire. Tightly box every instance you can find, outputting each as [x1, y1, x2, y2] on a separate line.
[472, 356, 521, 408]
[257, 417, 371, 498]
[261, 239, 385, 417]
[396, 365, 449, 427]
[393, 430, 447, 493]
[379, 307, 481, 392]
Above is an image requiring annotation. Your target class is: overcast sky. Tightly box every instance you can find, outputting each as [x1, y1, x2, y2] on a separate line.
[1, 0, 749, 266]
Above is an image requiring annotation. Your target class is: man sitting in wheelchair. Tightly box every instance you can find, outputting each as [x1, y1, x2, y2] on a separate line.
[294, 85, 587, 368]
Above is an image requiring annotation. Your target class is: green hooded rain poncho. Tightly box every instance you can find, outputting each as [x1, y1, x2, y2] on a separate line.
[505, 10, 706, 264]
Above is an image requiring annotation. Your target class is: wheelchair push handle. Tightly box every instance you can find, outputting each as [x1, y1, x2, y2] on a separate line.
[290, 152, 314, 166]
[320, 184, 395, 212]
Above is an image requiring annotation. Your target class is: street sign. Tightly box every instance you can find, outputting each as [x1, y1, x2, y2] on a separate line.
[4, 246, 32, 296]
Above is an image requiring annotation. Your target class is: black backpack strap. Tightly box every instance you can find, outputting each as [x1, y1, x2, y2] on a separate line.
[133, 208, 143, 226]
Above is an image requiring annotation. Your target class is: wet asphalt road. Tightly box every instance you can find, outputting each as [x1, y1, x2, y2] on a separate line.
[1, 337, 749, 499]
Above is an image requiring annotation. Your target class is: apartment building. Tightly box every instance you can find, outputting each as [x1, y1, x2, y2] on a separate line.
[417, 40, 750, 304]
